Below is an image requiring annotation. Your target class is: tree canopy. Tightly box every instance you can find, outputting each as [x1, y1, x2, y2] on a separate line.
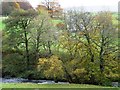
[2, 7, 119, 86]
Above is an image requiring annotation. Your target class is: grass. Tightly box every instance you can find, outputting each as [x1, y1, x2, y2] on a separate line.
[0, 17, 5, 30]
[0, 19, 3, 30]
[52, 19, 63, 25]
[1, 83, 119, 88]
[0, 17, 62, 30]
[1, 83, 119, 90]
[112, 13, 118, 25]
[0, 12, 118, 30]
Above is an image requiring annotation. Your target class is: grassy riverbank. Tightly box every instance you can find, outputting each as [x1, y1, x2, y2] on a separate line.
[1, 83, 119, 89]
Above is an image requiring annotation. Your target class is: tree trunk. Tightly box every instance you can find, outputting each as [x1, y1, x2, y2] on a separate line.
[100, 46, 104, 73]
[36, 32, 40, 61]
[24, 29, 29, 70]
[62, 64, 73, 83]
[48, 41, 52, 55]
[84, 33, 94, 62]
[100, 33, 105, 73]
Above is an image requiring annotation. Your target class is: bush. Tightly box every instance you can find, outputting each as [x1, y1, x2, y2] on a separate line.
[2, 53, 26, 77]
[19, 70, 41, 80]
[37, 55, 65, 81]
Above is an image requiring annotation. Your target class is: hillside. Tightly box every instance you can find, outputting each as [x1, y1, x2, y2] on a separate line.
[0, 0, 33, 15]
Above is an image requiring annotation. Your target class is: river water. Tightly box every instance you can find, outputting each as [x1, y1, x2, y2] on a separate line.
[1, 78, 69, 84]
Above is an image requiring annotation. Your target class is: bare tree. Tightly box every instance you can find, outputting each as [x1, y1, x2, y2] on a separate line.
[38, 0, 63, 18]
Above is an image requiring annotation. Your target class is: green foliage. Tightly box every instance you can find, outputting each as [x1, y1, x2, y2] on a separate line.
[2, 8, 119, 86]
[2, 53, 25, 77]
[19, 70, 42, 80]
[0, 18, 3, 30]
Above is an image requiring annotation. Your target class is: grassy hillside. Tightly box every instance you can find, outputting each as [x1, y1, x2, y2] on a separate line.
[0, 12, 118, 30]
[0, 18, 2, 30]
[1, 0, 33, 16]
[52, 19, 63, 25]
[0, 17, 6, 30]
[112, 13, 118, 25]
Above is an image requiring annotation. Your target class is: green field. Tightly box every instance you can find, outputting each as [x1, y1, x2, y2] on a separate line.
[112, 13, 118, 25]
[1, 83, 119, 89]
[0, 17, 6, 30]
[0, 18, 2, 30]
[0, 12, 118, 30]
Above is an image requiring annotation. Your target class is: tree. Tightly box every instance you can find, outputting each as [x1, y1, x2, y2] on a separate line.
[37, 0, 63, 18]
[66, 11, 96, 62]
[14, 2, 20, 9]
[63, 10, 97, 83]
[37, 55, 64, 82]
[2, 7, 119, 85]
[29, 11, 57, 60]
[1, 2, 15, 16]
[93, 12, 118, 84]
[3, 9, 37, 70]
[1, 0, 33, 16]
[59, 10, 119, 84]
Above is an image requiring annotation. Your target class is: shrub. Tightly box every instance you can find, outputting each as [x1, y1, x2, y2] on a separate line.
[37, 55, 64, 82]
[2, 53, 26, 77]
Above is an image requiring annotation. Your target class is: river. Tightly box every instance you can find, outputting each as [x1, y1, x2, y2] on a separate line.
[1, 78, 69, 84]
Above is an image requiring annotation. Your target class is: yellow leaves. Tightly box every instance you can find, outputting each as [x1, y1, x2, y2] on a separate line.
[45, 55, 64, 78]
[56, 23, 65, 29]
[14, 2, 20, 9]
[79, 32, 84, 35]
[37, 58, 50, 71]
[107, 72, 119, 80]
[65, 59, 87, 77]
[37, 55, 64, 79]
[72, 68, 89, 81]
[67, 59, 77, 68]
[38, 58, 48, 64]
[73, 68, 87, 75]
[77, 43, 83, 49]
[50, 55, 59, 61]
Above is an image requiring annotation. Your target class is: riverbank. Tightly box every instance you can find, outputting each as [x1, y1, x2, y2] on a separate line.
[1, 83, 117, 88]
[1, 78, 120, 89]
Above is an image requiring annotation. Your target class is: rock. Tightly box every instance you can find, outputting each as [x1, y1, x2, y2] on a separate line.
[39, 80, 55, 84]
[58, 82, 69, 84]
[112, 82, 119, 87]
